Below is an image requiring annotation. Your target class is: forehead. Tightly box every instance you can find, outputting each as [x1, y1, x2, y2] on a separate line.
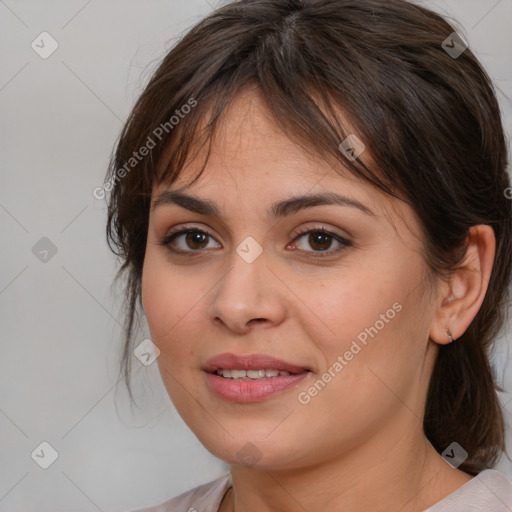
[157, 88, 366, 195]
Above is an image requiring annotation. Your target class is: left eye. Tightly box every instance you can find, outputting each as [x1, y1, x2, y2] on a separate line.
[290, 228, 352, 255]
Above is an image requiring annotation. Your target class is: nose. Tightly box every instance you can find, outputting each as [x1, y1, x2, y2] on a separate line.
[207, 246, 287, 334]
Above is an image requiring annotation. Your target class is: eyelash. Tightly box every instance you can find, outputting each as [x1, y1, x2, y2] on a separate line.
[158, 225, 353, 258]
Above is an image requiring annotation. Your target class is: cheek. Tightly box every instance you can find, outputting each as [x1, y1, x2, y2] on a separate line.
[301, 255, 427, 387]
[304, 262, 402, 357]
[141, 251, 200, 357]
[302, 262, 430, 417]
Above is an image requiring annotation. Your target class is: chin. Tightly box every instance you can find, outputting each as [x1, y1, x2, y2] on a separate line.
[195, 431, 306, 471]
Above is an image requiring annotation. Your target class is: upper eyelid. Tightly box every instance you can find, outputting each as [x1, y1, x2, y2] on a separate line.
[163, 224, 348, 241]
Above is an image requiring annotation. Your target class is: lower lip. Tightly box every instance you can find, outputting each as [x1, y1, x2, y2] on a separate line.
[204, 371, 310, 402]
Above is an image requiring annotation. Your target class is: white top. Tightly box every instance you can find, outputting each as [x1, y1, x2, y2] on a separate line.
[128, 469, 512, 512]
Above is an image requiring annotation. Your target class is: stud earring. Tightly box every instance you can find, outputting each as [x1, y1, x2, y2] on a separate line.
[446, 328, 454, 343]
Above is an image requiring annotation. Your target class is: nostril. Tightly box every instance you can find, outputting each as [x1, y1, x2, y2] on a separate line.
[247, 318, 268, 326]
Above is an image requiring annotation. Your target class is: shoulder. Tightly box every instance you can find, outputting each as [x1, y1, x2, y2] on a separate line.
[424, 469, 512, 511]
[125, 473, 232, 512]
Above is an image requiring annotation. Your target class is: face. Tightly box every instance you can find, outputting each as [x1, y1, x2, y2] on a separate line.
[141, 89, 440, 471]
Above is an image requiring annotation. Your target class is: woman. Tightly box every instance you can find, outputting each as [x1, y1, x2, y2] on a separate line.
[105, 0, 512, 510]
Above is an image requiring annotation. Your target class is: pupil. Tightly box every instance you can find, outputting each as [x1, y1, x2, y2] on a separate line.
[187, 232, 207, 249]
[310, 232, 331, 251]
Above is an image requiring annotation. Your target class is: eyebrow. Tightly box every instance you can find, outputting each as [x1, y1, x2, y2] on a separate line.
[152, 190, 375, 219]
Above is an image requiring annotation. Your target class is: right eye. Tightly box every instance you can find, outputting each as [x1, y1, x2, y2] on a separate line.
[158, 228, 221, 254]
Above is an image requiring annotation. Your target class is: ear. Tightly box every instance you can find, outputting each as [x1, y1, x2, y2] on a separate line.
[429, 225, 496, 345]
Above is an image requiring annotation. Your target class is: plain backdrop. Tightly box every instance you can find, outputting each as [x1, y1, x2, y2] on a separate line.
[1, 1, 511, 511]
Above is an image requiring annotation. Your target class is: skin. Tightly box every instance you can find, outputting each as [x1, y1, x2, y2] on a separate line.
[141, 88, 495, 512]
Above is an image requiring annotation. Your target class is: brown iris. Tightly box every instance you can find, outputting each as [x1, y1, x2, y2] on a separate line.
[186, 231, 209, 250]
[307, 231, 332, 251]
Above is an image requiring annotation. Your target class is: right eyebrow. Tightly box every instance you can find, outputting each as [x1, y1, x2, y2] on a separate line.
[152, 191, 221, 216]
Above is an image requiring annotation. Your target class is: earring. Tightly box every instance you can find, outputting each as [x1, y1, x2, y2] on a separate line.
[446, 328, 454, 343]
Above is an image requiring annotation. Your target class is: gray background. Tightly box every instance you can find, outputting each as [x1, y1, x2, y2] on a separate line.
[1, 1, 511, 511]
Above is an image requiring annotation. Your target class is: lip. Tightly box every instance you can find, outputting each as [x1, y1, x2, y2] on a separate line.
[202, 353, 311, 374]
[202, 353, 311, 403]
[204, 372, 310, 402]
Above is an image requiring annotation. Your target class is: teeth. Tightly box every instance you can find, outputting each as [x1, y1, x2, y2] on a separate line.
[216, 369, 293, 379]
[247, 369, 266, 378]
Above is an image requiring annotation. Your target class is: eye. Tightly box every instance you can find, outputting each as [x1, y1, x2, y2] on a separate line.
[158, 225, 352, 257]
[158, 227, 220, 253]
[289, 227, 352, 257]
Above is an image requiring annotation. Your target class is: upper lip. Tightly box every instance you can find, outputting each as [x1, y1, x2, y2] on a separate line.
[203, 353, 311, 374]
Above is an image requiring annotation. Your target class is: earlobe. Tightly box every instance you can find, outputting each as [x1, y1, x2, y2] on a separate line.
[429, 225, 496, 346]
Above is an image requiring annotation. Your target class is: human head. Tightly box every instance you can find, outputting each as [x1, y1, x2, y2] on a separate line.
[105, 0, 511, 474]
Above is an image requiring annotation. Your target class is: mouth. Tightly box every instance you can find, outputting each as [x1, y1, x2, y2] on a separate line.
[213, 368, 304, 379]
[202, 353, 312, 402]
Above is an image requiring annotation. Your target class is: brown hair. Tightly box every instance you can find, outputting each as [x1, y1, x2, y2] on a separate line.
[105, 0, 511, 474]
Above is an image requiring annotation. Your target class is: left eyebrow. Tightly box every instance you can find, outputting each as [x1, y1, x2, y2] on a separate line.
[270, 192, 374, 218]
[152, 191, 375, 219]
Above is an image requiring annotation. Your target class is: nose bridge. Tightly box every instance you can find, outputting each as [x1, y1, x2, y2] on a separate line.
[208, 236, 285, 331]
[215, 236, 267, 310]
